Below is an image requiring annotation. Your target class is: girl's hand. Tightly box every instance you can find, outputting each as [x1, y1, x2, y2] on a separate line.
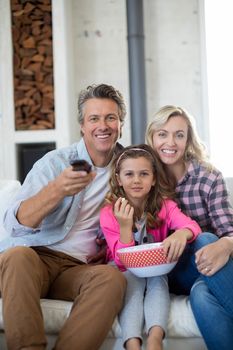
[114, 197, 134, 244]
[162, 229, 192, 263]
[195, 238, 233, 276]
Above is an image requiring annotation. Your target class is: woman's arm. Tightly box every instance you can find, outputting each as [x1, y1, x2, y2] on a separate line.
[195, 174, 233, 275]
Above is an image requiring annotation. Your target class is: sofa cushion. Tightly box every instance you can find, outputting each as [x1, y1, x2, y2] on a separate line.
[0, 295, 201, 338]
[0, 180, 21, 240]
[0, 179, 202, 340]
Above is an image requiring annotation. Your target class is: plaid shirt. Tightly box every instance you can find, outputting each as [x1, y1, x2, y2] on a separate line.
[176, 160, 233, 237]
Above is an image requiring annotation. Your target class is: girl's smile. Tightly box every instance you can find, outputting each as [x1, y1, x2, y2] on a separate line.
[117, 157, 155, 208]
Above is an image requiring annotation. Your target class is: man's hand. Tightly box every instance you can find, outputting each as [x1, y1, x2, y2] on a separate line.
[54, 166, 96, 198]
[17, 166, 96, 229]
[87, 237, 107, 264]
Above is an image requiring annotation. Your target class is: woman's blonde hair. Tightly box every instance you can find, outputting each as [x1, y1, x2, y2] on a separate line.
[105, 144, 176, 229]
[146, 105, 210, 165]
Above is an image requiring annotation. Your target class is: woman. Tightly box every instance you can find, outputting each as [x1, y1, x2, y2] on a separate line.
[146, 105, 233, 350]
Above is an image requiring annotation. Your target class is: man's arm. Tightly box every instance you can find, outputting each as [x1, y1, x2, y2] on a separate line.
[17, 167, 96, 228]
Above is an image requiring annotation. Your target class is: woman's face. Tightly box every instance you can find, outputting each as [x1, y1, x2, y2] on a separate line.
[152, 116, 188, 167]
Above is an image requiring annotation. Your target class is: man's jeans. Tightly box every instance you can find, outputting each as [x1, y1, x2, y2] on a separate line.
[168, 232, 233, 350]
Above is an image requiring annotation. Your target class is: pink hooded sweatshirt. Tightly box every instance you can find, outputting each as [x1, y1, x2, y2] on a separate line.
[100, 199, 201, 271]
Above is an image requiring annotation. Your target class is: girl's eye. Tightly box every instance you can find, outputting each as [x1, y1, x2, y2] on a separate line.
[177, 133, 185, 139]
[125, 172, 133, 177]
[141, 172, 149, 176]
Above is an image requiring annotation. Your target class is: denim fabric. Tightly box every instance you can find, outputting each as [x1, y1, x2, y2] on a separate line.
[190, 278, 233, 350]
[190, 233, 233, 350]
[168, 240, 200, 295]
[169, 232, 233, 350]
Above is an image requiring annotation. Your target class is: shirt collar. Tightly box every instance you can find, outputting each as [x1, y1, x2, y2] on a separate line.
[177, 159, 200, 186]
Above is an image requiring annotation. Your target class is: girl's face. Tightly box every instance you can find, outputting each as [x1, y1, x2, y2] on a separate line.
[117, 156, 155, 206]
[152, 116, 188, 167]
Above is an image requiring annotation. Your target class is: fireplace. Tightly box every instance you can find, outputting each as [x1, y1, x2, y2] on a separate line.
[17, 142, 56, 183]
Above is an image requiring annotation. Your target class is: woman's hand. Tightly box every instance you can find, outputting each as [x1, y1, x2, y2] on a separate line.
[162, 229, 192, 263]
[114, 197, 134, 244]
[195, 237, 233, 276]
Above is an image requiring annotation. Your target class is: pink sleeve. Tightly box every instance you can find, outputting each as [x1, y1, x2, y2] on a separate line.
[161, 200, 201, 243]
[100, 205, 135, 271]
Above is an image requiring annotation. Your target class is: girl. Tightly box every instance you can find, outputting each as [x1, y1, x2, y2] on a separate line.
[146, 105, 233, 350]
[100, 144, 201, 350]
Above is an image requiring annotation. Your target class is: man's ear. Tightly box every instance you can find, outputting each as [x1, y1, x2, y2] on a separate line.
[119, 124, 123, 138]
[80, 124, 84, 135]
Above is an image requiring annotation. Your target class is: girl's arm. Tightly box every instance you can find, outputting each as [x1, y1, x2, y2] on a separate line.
[114, 197, 134, 244]
[161, 200, 201, 262]
[100, 201, 135, 270]
[163, 228, 193, 263]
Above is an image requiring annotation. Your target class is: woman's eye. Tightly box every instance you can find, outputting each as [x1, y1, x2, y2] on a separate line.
[158, 132, 166, 138]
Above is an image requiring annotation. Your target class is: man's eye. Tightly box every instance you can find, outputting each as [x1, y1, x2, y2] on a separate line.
[107, 115, 118, 121]
[90, 117, 98, 122]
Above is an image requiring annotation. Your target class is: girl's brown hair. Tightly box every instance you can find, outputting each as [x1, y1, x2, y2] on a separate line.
[105, 144, 176, 229]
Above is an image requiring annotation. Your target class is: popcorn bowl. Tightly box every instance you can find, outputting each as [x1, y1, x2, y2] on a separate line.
[117, 242, 177, 278]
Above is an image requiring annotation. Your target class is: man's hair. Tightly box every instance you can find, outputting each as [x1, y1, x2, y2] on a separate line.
[78, 83, 126, 126]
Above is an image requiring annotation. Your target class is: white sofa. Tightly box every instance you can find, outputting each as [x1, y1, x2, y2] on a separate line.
[4, 179, 233, 349]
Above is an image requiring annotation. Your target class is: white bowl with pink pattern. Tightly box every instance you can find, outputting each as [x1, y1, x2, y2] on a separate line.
[117, 242, 177, 278]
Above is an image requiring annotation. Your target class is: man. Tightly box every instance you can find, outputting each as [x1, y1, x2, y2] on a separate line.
[0, 84, 127, 350]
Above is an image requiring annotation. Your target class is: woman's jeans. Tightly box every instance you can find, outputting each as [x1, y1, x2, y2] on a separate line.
[168, 232, 233, 350]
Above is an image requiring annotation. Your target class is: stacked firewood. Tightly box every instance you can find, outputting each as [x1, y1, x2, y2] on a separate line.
[11, 0, 55, 130]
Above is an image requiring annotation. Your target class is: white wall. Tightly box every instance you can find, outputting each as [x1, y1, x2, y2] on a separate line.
[144, 0, 206, 140]
[71, 0, 130, 146]
[70, 0, 206, 145]
[0, 0, 207, 179]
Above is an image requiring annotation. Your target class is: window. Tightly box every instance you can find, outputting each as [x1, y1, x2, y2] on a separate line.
[204, 0, 233, 177]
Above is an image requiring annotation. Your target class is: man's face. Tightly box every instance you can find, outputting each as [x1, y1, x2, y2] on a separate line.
[81, 98, 122, 166]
